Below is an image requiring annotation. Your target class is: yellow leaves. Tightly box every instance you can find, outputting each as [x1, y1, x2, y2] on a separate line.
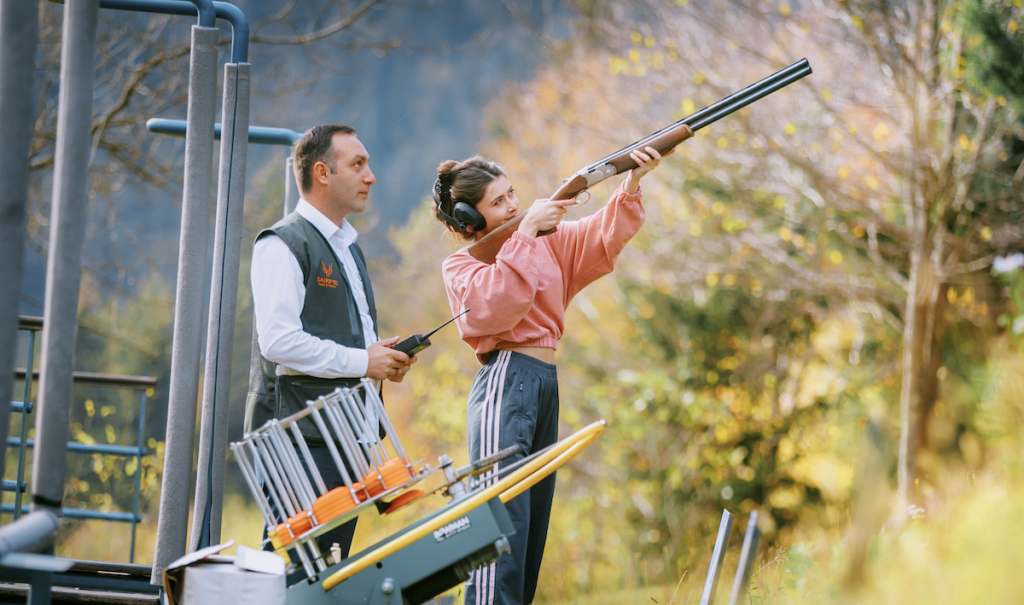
[718, 137, 729, 148]
[853, 225, 866, 238]
[676, 0, 689, 5]
[637, 302, 655, 319]
[829, 250, 843, 265]
[631, 32, 642, 44]
[608, 54, 629, 76]
[628, 49, 640, 63]
[146, 388, 154, 397]
[851, 15, 863, 29]
[784, 122, 797, 135]
[711, 201, 725, 214]
[959, 133, 972, 150]
[800, 23, 810, 34]
[780, 3, 791, 16]
[998, 95, 1007, 107]
[779, 226, 793, 241]
[682, 98, 695, 115]
[821, 89, 833, 101]
[689, 221, 702, 236]
[85, 399, 95, 417]
[706, 273, 720, 286]
[105, 425, 117, 444]
[866, 176, 879, 189]
[873, 123, 890, 143]
[644, 36, 656, 48]
[1010, 21, 1019, 33]
[100, 404, 116, 417]
[774, 195, 786, 209]
[693, 71, 706, 84]
[981, 226, 992, 241]
[769, 484, 805, 509]
[838, 165, 850, 179]
[722, 274, 737, 287]
[707, 370, 721, 385]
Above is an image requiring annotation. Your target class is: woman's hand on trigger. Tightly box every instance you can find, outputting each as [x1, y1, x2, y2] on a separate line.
[518, 198, 576, 237]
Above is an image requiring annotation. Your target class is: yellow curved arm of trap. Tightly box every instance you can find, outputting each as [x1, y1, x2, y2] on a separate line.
[321, 420, 606, 592]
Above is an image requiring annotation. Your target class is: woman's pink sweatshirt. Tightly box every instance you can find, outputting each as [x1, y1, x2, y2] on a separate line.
[442, 182, 645, 364]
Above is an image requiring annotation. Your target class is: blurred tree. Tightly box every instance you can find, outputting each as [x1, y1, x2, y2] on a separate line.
[567, 0, 1024, 516]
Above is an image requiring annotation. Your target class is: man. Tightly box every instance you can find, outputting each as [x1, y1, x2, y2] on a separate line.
[246, 123, 415, 575]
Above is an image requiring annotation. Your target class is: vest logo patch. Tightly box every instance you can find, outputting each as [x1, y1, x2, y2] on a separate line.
[317, 260, 338, 289]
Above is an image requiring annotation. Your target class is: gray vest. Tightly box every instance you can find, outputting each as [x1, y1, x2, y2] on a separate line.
[244, 212, 378, 442]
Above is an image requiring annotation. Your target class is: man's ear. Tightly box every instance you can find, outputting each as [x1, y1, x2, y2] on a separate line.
[312, 160, 330, 187]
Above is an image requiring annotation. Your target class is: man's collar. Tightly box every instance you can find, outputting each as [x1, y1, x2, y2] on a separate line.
[296, 199, 358, 246]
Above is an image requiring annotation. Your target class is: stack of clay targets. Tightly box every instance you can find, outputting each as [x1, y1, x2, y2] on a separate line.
[230, 378, 419, 578]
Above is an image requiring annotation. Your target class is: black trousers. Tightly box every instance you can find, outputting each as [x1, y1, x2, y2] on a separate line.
[464, 351, 559, 605]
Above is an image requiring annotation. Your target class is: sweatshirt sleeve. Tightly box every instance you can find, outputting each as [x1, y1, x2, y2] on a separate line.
[548, 181, 645, 301]
[443, 230, 542, 337]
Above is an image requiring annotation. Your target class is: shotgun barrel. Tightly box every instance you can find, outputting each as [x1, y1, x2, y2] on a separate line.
[467, 58, 813, 263]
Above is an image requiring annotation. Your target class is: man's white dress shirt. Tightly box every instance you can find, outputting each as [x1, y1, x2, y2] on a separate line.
[251, 199, 379, 378]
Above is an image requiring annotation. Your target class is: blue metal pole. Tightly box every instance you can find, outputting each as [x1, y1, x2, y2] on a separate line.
[146, 118, 301, 146]
[14, 331, 35, 521]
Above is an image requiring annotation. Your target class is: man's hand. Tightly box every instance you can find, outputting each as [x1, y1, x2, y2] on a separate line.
[366, 336, 417, 382]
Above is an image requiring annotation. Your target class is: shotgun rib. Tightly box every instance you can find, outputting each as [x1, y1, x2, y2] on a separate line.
[467, 58, 813, 264]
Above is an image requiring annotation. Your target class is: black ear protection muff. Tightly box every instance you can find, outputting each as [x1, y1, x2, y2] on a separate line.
[433, 179, 487, 234]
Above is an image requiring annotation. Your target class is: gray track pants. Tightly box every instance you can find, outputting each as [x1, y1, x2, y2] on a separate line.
[464, 350, 559, 605]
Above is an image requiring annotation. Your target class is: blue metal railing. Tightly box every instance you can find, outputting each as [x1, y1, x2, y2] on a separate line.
[6, 316, 156, 563]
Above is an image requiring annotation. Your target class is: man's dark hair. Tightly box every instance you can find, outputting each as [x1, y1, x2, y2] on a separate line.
[293, 124, 357, 193]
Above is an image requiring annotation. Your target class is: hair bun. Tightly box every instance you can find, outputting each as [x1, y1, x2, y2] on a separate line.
[437, 160, 459, 179]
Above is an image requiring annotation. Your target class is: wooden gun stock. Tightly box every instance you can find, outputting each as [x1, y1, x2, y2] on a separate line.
[467, 123, 693, 264]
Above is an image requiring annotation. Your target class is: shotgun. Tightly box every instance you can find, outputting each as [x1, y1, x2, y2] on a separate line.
[467, 58, 813, 264]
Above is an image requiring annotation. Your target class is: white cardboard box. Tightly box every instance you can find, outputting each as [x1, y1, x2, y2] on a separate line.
[163, 540, 286, 605]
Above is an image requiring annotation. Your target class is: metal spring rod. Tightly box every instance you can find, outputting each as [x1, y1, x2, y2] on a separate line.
[266, 422, 315, 511]
[302, 537, 328, 572]
[249, 441, 287, 525]
[345, 388, 390, 463]
[254, 434, 299, 518]
[230, 442, 276, 527]
[289, 422, 327, 496]
[360, 378, 410, 466]
[321, 392, 373, 476]
[327, 391, 380, 470]
[321, 390, 370, 474]
[305, 401, 360, 491]
[259, 431, 309, 515]
[292, 536, 317, 578]
[337, 388, 385, 467]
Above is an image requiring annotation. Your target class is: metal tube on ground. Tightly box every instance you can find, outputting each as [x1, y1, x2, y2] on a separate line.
[0, 511, 60, 558]
[191, 60, 251, 551]
[151, 24, 219, 585]
[0, 0, 40, 482]
[31, 0, 99, 520]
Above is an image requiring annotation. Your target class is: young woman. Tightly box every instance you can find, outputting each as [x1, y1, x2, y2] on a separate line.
[432, 146, 669, 605]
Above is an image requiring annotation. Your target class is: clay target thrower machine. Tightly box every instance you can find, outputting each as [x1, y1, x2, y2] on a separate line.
[231, 378, 605, 605]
